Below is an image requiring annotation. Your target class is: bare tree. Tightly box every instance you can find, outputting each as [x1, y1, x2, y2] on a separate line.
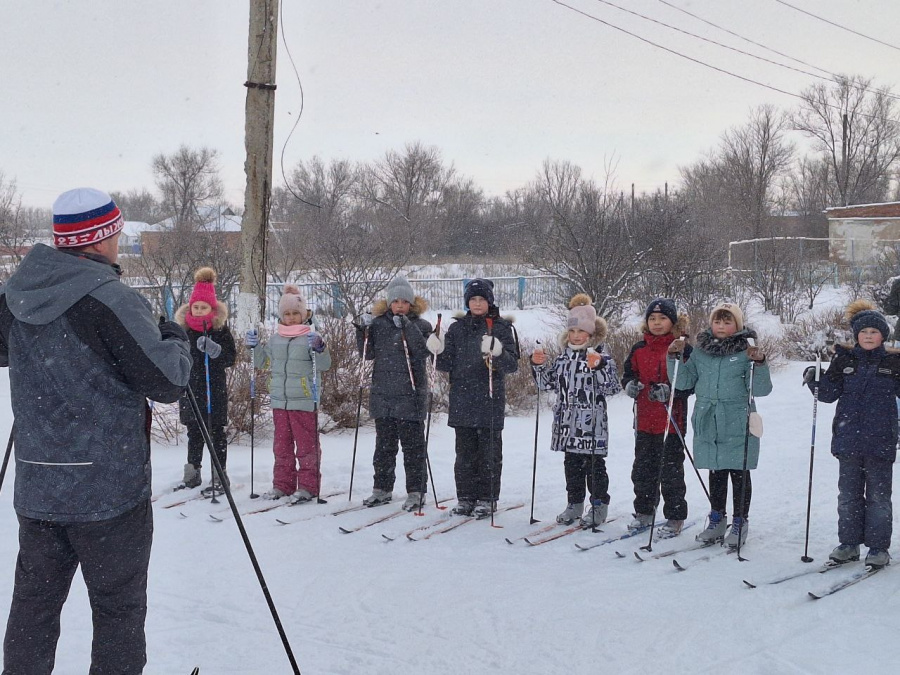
[794, 75, 900, 206]
[109, 188, 164, 224]
[515, 160, 644, 319]
[0, 173, 31, 274]
[152, 145, 224, 228]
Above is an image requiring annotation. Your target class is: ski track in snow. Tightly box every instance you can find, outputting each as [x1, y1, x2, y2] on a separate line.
[2, 305, 900, 672]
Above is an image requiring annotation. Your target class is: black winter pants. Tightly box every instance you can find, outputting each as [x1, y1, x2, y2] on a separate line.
[837, 454, 893, 549]
[186, 418, 227, 471]
[373, 417, 427, 494]
[631, 431, 688, 520]
[3, 500, 153, 675]
[564, 452, 610, 505]
[454, 427, 502, 502]
[709, 469, 752, 519]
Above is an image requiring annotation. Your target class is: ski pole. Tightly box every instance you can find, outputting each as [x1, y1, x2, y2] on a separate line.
[529, 341, 543, 524]
[309, 324, 326, 504]
[664, 407, 711, 503]
[203, 321, 219, 505]
[399, 324, 416, 392]
[420, 313, 445, 515]
[349, 325, 369, 501]
[485, 317, 501, 528]
[736, 337, 757, 563]
[642, 337, 684, 552]
[801, 350, 822, 563]
[0, 423, 15, 496]
[249, 330, 259, 499]
[184, 384, 302, 675]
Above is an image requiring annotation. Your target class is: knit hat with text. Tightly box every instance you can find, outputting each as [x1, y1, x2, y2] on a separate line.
[52, 187, 124, 248]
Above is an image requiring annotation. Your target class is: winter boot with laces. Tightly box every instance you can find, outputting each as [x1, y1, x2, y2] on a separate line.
[363, 489, 392, 507]
[628, 513, 654, 532]
[829, 544, 860, 564]
[580, 500, 609, 529]
[557, 503, 584, 525]
[452, 499, 475, 516]
[697, 510, 728, 543]
[657, 519, 685, 539]
[401, 492, 425, 512]
[473, 500, 497, 519]
[865, 547, 891, 569]
[724, 517, 749, 548]
[176, 463, 202, 491]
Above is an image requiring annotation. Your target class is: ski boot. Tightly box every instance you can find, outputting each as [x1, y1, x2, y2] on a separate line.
[557, 503, 584, 525]
[452, 499, 475, 516]
[697, 510, 728, 544]
[201, 470, 229, 497]
[656, 519, 685, 539]
[363, 489, 392, 507]
[473, 500, 497, 519]
[865, 548, 891, 569]
[628, 512, 654, 532]
[724, 517, 749, 548]
[262, 488, 287, 500]
[290, 489, 314, 505]
[580, 499, 608, 529]
[175, 463, 201, 491]
[401, 492, 425, 512]
[829, 544, 860, 564]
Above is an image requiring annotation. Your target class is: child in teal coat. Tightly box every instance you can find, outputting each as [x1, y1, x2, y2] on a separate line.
[668, 302, 771, 548]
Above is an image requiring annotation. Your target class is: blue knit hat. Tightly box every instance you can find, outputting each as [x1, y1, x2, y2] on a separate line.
[851, 309, 890, 341]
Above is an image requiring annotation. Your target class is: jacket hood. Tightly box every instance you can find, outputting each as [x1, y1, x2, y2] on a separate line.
[696, 326, 758, 356]
[4, 244, 121, 326]
[175, 301, 229, 330]
[373, 296, 428, 318]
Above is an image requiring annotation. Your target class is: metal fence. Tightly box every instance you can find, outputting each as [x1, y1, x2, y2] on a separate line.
[129, 275, 568, 322]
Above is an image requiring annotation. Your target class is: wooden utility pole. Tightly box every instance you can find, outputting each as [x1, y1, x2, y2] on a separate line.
[238, 0, 279, 332]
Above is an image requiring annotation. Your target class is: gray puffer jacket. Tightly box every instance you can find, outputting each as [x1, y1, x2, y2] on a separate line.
[0, 244, 192, 522]
[254, 320, 332, 411]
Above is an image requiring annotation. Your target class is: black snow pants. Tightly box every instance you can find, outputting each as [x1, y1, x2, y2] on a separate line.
[564, 452, 610, 505]
[3, 499, 153, 675]
[631, 431, 688, 520]
[372, 417, 427, 494]
[185, 416, 227, 471]
[453, 426, 502, 502]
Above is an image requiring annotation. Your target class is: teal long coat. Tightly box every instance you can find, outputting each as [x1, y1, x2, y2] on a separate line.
[668, 329, 772, 470]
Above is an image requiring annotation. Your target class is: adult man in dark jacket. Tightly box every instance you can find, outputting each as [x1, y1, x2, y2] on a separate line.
[880, 275, 900, 342]
[0, 188, 192, 674]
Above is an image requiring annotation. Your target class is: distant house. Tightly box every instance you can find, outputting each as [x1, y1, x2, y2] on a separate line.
[825, 202, 900, 264]
[120, 221, 149, 254]
[140, 206, 242, 255]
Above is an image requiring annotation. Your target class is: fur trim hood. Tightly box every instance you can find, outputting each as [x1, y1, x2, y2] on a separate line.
[373, 296, 428, 318]
[695, 326, 757, 357]
[175, 301, 229, 330]
[639, 312, 690, 338]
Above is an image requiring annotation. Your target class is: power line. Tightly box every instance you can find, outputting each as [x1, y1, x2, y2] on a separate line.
[774, 0, 900, 53]
[277, 1, 321, 210]
[549, 0, 899, 124]
[593, 0, 900, 102]
[656, 0, 832, 77]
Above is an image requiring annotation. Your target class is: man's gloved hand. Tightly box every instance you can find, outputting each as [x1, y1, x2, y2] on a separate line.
[159, 317, 188, 344]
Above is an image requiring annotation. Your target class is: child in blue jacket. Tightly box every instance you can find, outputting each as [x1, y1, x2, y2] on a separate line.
[804, 300, 900, 569]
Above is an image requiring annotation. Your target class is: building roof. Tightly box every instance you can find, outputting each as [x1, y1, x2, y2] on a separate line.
[146, 206, 242, 233]
[824, 202, 900, 219]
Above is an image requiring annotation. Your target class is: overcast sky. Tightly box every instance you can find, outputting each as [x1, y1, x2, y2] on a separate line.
[3, 0, 900, 210]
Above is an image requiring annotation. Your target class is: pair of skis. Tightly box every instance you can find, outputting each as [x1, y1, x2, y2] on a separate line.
[387, 503, 525, 541]
[744, 559, 887, 598]
[505, 517, 620, 546]
[338, 498, 454, 534]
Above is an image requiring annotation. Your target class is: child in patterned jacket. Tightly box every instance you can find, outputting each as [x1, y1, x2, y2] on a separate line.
[532, 294, 622, 528]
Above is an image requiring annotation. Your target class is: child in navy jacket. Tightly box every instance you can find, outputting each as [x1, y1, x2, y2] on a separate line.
[805, 300, 900, 569]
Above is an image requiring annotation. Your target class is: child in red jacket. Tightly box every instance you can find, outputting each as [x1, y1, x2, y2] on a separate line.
[621, 299, 692, 537]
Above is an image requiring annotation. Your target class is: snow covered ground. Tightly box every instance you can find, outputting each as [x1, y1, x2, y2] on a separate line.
[2, 307, 900, 673]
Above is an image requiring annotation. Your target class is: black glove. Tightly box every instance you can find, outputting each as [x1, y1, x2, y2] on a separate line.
[393, 314, 410, 329]
[802, 366, 823, 386]
[648, 383, 671, 403]
[159, 317, 188, 343]
[196, 336, 222, 359]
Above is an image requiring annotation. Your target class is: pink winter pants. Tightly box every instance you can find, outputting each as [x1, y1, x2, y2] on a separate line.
[272, 409, 320, 495]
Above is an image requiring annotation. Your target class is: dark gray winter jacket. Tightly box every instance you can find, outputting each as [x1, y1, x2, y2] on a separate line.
[436, 310, 519, 429]
[0, 244, 192, 522]
[356, 297, 432, 421]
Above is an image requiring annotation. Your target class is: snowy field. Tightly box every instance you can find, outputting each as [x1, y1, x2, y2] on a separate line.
[2, 303, 900, 673]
